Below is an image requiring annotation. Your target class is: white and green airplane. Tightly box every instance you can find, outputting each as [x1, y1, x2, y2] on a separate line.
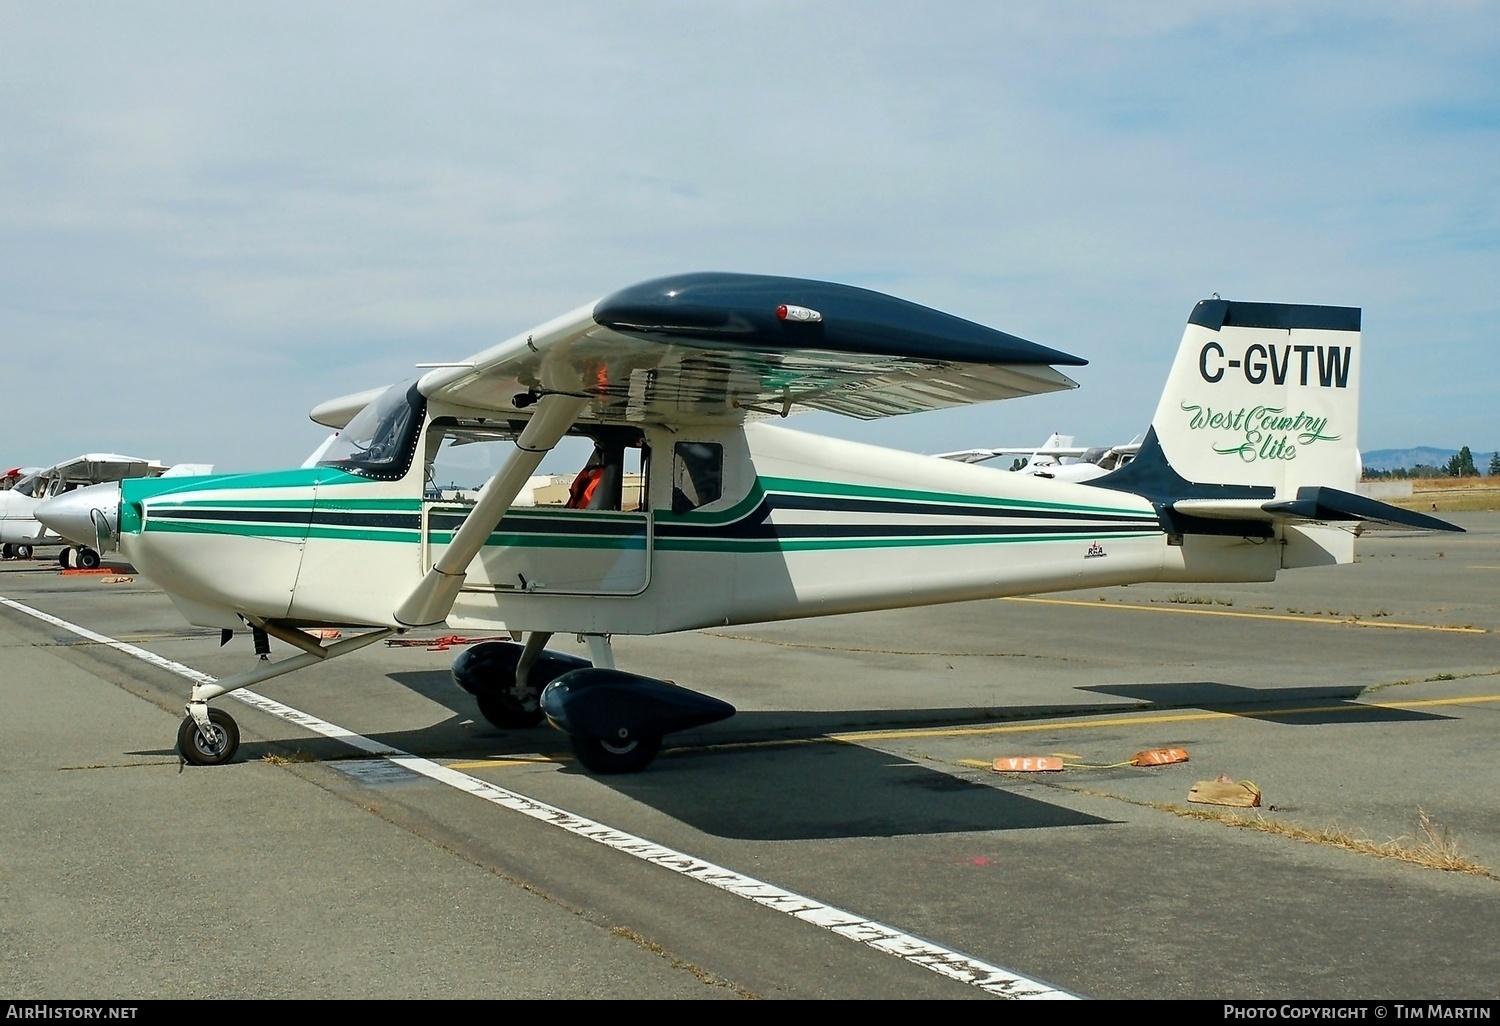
[36, 273, 1459, 773]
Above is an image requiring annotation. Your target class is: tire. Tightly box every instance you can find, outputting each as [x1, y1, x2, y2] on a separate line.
[15, 544, 32, 560]
[1, 544, 13, 559]
[177, 708, 241, 766]
[473, 685, 546, 730]
[59, 548, 73, 568]
[569, 734, 662, 774]
[77, 548, 101, 570]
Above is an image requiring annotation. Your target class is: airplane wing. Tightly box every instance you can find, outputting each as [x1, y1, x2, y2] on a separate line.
[48, 454, 168, 484]
[409, 273, 1086, 424]
[934, 445, 1095, 462]
[310, 386, 392, 430]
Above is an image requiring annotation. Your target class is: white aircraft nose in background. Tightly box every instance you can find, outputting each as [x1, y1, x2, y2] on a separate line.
[35, 480, 121, 555]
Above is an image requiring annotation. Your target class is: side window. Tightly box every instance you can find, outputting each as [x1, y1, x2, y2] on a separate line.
[672, 442, 723, 514]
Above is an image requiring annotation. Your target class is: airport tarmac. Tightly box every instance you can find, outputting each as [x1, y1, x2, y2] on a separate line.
[1, 516, 1497, 1000]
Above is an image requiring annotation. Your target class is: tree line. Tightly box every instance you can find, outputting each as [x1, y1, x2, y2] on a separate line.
[1362, 446, 1498, 480]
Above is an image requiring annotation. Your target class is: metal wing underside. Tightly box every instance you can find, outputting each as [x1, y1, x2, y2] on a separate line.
[416, 273, 1085, 425]
[47, 454, 165, 484]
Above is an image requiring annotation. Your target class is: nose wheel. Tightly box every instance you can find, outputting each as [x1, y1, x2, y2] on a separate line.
[177, 706, 241, 766]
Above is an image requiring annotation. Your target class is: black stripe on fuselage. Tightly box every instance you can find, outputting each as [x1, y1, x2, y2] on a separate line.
[767, 492, 1155, 523]
[149, 508, 420, 530]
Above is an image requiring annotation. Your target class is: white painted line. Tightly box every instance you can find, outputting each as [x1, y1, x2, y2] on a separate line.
[0, 594, 1077, 1000]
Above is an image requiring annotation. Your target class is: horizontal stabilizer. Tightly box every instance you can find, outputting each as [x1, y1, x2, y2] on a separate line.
[1263, 487, 1464, 532]
[1172, 487, 1463, 533]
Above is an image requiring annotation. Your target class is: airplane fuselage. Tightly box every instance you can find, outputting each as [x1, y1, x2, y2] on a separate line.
[116, 413, 1295, 637]
[0, 492, 57, 546]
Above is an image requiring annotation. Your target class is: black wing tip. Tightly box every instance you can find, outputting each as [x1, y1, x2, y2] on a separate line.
[595, 272, 1087, 367]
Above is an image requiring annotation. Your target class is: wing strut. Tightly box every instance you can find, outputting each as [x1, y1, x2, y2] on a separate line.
[394, 394, 588, 628]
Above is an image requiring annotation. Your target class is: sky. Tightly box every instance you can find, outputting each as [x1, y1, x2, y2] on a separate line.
[1, 1, 1497, 473]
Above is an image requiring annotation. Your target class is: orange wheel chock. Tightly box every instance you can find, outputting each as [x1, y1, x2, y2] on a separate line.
[991, 756, 1065, 773]
[1131, 747, 1189, 766]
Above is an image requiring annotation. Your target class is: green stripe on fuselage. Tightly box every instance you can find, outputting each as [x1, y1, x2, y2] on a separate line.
[758, 476, 1147, 517]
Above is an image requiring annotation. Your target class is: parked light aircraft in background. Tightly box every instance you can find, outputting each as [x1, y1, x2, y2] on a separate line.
[2, 466, 44, 490]
[1, 455, 210, 567]
[935, 434, 1143, 483]
[37, 273, 1459, 773]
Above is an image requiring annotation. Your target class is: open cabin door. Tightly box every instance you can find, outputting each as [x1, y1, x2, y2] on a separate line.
[420, 419, 652, 597]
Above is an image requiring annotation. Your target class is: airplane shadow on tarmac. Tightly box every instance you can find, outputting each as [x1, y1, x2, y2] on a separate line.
[128, 667, 1107, 841]
[128, 669, 1451, 842]
[1078, 681, 1454, 724]
[333, 668, 1452, 841]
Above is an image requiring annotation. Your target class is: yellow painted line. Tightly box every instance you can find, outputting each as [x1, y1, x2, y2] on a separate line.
[1372, 693, 1500, 711]
[446, 755, 557, 770]
[1468, 566, 1500, 570]
[1003, 596, 1486, 633]
[831, 693, 1500, 743]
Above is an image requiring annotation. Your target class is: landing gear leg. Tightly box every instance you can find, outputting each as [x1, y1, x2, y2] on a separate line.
[583, 633, 615, 669]
[473, 630, 552, 729]
[172, 625, 396, 766]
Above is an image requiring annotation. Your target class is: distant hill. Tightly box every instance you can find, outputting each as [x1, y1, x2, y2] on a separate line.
[1361, 447, 1496, 474]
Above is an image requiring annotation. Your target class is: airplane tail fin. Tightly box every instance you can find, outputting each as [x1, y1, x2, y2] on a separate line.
[1028, 432, 1075, 468]
[1147, 298, 1363, 496]
[1094, 298, 1460, 560]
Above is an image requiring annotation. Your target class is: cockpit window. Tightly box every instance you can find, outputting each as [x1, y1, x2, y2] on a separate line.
[672, 441, 723, 514]
[317, 380, 427, 480]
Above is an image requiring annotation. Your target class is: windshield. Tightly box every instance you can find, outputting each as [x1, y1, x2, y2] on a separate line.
[316, 380, 427, 480]
[11, 474, 44, 498]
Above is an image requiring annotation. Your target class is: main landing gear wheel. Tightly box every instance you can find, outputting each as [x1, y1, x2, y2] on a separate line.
[177, 707, 241, 766]
[59, 547, 74, 568]
[1, 543, 12, 559]
[473, 686, 546, 730]
[76, 547, 101, 569]
[568, 734, 662, 775]
[15, 544, 32, 560]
